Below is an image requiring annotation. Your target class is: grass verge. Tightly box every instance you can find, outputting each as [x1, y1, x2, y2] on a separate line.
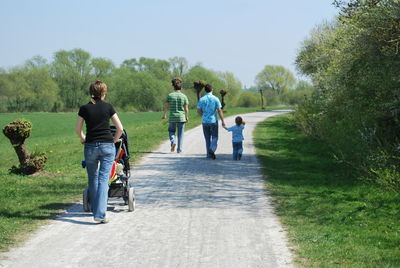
[254, 114, 400, 267]
[0, 106, 284, 251]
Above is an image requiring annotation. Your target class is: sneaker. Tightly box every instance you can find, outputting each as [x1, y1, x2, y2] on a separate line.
[209, 151, 216, 160]
[171, 143, 176, 152]
[94, 218, 109, 224]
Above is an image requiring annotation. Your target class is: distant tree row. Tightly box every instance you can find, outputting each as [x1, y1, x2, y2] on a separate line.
[0, 48, 313, 113]
[0, 49, 246, 112]
[295, 0, 400, 190]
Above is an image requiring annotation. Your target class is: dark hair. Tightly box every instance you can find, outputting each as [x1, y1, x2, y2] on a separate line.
[235, 116, 243, 126]
[171, 77, 182, 90]
[204, 84, 213, 93]
[89, 80, 107, 99]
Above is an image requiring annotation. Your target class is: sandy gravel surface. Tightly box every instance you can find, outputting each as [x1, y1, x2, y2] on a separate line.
[0, 110, 294, 268]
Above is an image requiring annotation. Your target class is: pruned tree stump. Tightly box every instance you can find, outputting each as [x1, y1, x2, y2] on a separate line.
[220, 89, 228, 110]
[3, 119, 47, 175]
[194, 80, 206, 101]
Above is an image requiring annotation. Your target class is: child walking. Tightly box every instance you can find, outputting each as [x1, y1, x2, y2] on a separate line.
[223, 116, 245, 160]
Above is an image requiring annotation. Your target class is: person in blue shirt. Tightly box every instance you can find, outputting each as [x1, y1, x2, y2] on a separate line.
[223, 116, 245, 160]
[197, 84, 226, 159]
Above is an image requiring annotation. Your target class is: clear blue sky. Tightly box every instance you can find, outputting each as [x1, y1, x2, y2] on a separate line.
[0, 0, 337, 87]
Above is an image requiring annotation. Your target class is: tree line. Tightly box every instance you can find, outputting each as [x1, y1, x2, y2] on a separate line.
[295, 0, 400, 190]
[0, 51, 240, 112]
[0, 49, 312, 113]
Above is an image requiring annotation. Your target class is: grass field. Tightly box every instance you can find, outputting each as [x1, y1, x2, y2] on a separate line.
[0, 107, 265, 251]
[254, 114, 400, 267]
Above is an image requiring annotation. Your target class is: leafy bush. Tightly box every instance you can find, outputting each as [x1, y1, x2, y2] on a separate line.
[234, 91, 260, 107]
[295, 0, 400, 191]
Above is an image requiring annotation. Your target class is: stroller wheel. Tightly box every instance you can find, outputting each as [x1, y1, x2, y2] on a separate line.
[128, 187, 135, 212]
[83, 187, 91, 212]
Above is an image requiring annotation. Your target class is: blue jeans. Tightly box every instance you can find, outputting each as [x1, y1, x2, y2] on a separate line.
[84, 142, 115, 220]
[232, 142, 243, 160]
[168, 122, 185, 153]
[202, 123, 219, 157]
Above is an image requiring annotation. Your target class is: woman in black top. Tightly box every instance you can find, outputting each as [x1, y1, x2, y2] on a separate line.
[76, 80, 123, 223]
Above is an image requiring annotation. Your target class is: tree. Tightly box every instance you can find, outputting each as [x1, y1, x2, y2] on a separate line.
[52, 49, 93, 109]
[121, 57, 171, 81]
[217, 72, 242, 95]
[295, 21, 338, 78]
[295, 80, 313, 91]
[281, 80, 314, 105]
[220, 89, 227, 110]
[91, 57, 115, 79]
[0, 57, 60, 112]
[235, 91, 259, 107]
[3, 119, 47, 175]
[295, 0, 400, 189]
[0, 69, 33, 112]
[333, 0, 383, 20]
[217, 71, 242, 108]
[255, 65, 296, 95]
[21, 57, 60, 111]
[255, 65, 296, 107]
[193, 80, 206, 101]
[259, 87, 265, 109]
[25, 55, 48, 69]
[25, 67, 60, 111]
[108, 68, 170, 112]
[183, 65, 226, 107]
[169, 56, 189, 77]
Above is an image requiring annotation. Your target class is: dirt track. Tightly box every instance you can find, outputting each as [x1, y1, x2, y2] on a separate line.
[0, 110, 294, 268]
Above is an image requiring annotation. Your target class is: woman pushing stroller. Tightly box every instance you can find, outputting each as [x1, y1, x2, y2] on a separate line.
[76, 80, 123, 224]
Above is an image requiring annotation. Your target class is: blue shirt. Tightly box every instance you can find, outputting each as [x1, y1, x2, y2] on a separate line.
[197, 93, 222, 123]
[227, 125, 245, 142]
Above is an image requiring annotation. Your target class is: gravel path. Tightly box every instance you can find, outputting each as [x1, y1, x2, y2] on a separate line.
[0, 110, 294, 268]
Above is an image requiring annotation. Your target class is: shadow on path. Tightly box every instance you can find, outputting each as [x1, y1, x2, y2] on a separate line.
[132, 153, 272, 216]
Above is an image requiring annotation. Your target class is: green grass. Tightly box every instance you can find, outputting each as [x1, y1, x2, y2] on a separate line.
[254, 114, 400, 267]
[0, 107, 275, 251]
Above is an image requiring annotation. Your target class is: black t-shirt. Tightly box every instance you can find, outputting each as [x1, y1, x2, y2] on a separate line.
[78, 100, 116, 143]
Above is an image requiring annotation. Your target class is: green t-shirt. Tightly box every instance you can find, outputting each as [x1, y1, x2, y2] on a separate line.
[166, 91, 189, 122]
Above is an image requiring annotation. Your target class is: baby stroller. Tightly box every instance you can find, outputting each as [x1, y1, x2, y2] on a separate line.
[82, 126, 135, 212]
